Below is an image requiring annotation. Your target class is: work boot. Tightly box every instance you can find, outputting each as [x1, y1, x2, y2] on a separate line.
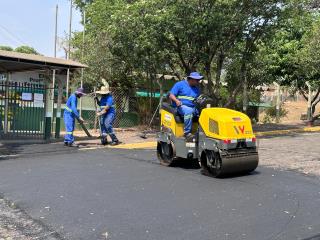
[109, 134, 120, 144]
[110, 140, 120, 146]
[184, 133, 194, 142]
[67, 142, 79, 148]
[101, 137, 108, 146]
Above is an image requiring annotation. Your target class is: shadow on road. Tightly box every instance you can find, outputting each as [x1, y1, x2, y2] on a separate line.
[0, 142, 79, 160]
[219, 170, 261, 179]
[171, 158, 201, 169]
[0, 143, 20, 159]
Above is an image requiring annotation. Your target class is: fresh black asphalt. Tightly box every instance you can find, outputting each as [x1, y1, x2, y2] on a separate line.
[0, 146, 319, 240]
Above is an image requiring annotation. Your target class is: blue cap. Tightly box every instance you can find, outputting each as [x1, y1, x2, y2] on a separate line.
[75, 88, 86, 95]
[187, 72, 204, 80]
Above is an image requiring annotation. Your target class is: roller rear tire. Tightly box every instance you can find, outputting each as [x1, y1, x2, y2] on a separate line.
[201, 150, 223, 177]
[157, 141, 175, 166]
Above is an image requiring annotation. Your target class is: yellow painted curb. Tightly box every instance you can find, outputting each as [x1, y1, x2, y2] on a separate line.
[256, 126, 320, 136]
[111, 141, 157, 149]
[303, 126, 320, 132]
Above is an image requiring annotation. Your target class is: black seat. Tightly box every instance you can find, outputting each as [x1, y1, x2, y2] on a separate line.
[161, 102, 198, 124]
[161, 102, 184, 123]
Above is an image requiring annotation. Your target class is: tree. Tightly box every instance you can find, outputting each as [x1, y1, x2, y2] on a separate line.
[296, 18, 320, 121]
[0, 46, 13, 51]
[14, 45, 39, 55]
[73, 0, 308, 109]
[251, 5, 320, 121]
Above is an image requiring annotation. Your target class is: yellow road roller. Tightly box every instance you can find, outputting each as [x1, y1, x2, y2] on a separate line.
[157, 95, 259, 177]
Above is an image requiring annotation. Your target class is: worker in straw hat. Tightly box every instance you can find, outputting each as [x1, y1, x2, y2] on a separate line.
[95, 79, 120, 146]
[64, 88, 86, 147]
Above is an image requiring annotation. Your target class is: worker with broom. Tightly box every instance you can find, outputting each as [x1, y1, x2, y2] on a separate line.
[95, 80, 120, 146]
[64, 88, 86, 147]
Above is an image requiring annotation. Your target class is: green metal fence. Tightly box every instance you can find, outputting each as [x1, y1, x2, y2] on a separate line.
[0, 81, 46, 140]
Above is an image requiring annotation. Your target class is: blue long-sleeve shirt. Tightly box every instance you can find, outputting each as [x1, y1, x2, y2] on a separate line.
[99, 94, 115, 115]
[170, 80, 200, 107]
[65, 93, 80, 118]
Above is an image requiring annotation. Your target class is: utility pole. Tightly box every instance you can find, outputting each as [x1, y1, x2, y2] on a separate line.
[66, 0, 73, 99]
[46, 4, 58, 140]
[79, 10, 86, 116]
[52, 4, 58, 111]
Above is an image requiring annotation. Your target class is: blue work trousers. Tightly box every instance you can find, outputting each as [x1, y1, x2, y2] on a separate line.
[64, 111, 75, 144]
[101, 112, 117, 142]
[177, 105, 198, 135]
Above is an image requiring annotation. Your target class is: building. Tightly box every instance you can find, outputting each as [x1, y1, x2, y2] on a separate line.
[0, 50, 86, 141]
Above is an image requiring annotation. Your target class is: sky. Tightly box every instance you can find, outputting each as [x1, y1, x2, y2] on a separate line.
[0, 0, 83, 58]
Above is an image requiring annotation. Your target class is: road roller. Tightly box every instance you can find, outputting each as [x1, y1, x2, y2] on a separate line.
[157, 95, 259, 177]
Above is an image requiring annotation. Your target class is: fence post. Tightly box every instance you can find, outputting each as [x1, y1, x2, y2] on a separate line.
[55, 79, 63, 138]
[3, 72, 9, 134]
[274, 82, 281, 123]
[44, 74, 54, 140]
[93, 87, 98, 132]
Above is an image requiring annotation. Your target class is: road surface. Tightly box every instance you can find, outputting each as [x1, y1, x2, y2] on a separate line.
[0, 134, 320, 240]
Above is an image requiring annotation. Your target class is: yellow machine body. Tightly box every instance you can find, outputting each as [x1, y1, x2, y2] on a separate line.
[157, 104, 259, 177]
[199, 108, 256, 141]
[160, 109, 197, 137]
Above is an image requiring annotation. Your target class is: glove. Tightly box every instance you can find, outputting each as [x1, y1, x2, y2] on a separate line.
[78, 117, 84, 123]
[176, 100, 182, 107]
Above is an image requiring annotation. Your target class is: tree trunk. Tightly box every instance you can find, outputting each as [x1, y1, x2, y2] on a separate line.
[224, 82, 242, 108]
[204, 62, 212, 92]
[215, 52, 225, 104]
[240, 60, 248, 113]
[311, 88, 320, 122]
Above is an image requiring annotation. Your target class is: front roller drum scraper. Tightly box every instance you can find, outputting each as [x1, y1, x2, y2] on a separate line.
[200, 150, 259, 177]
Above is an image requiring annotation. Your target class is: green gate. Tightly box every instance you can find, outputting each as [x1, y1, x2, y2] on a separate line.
[0, 81, 46, 140]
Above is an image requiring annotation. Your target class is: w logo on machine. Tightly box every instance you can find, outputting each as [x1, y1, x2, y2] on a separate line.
[234, 126, 245, 135]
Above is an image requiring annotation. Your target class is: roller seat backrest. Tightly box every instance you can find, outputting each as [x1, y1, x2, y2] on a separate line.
[161, 102, 184, 123]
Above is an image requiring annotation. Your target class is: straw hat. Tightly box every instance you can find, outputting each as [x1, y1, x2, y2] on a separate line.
[96, 79, 110, 94]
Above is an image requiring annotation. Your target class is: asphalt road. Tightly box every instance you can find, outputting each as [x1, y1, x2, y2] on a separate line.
[0, 143, 320, 240]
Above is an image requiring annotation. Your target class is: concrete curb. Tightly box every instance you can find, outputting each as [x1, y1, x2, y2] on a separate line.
[95, 126, 320, 150]
[255, 126, 320, 137]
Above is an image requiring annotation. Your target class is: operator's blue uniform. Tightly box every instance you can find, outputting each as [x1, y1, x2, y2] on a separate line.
[64, 94, 80, 144]
[99, 94, 118, 142]
[170, 80, 200, 135]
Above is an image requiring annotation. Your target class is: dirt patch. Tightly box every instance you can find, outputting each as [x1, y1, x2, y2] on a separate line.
[72, 128, 157, 146]
[259, 100, 320, 124]
[0, 198, 62, 240]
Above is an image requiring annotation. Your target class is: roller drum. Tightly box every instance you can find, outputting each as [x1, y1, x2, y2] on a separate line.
[219, 149, 259, 175]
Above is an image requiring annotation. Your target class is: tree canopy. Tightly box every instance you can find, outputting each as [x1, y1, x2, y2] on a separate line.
[72, 0, 320, 118]
[0, 45, 39, 55]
